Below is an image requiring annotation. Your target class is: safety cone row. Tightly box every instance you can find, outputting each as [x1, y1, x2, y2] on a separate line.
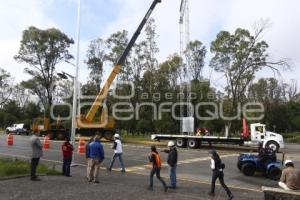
[7, 133, 13, 146]
[77, 137, 86, 154]
[43, 135, 50, 149]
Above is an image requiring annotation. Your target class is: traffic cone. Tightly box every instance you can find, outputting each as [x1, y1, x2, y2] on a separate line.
[77, 138, 86, 154]
[7, 133, 13, 146]
[43, 136, 50, 149]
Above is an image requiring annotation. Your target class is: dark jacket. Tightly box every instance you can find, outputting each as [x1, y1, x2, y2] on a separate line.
[165, 147, 178, 167]
[62, 141, 73, 158]
[89, 140, 104, 161]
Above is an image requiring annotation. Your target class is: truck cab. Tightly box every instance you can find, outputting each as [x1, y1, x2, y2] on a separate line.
[249, 123, 284, 152]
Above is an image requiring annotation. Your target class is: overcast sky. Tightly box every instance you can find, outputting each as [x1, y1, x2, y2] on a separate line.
[0, 0, 299, 91]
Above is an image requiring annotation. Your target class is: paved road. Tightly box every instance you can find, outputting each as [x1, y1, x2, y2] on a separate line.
[0, 134, 299, 199]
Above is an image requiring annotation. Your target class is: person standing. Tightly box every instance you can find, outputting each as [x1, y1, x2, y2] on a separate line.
[208, 150, 233, 200]
[278, 160, 300, 190]
[162, 141, 178, 189]
[107, 133, 126, 172]
[61, 137, 73, 177]
[87, 135, 104, 183]
[148, 145, 168, 192]
[86, 137, 94, 180]
[30, 132, 43, 181]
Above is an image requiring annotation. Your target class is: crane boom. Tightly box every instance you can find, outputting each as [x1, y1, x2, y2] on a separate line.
[85, 0, 161, 122]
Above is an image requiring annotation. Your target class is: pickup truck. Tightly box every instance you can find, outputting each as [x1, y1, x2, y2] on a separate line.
[6, 123, 30, 135]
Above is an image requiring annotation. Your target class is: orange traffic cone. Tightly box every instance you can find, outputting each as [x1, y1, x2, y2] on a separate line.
[43, 136, 50, 149]
[7, 133, 13, 146]
[77, 138, 86, 154]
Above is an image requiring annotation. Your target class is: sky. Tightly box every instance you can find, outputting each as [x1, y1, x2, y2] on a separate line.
[0, 0, 299, 91]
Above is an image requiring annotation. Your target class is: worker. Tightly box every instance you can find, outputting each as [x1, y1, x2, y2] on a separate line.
[278, 160, 300, 190]
[107, 133, 126, 172]
[258, 143, 276, 166]
[208, 149, 233, 200]
[30, 132, 43, 181]
[86, 137, 94, 180]
[87, 135, 104, 183]
[61, 137, 73, 177]
[148, 145, 168, 192]
[162, 141, 178, 189]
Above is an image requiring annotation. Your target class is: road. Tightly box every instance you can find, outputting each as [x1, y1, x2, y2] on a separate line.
[0, 134, 299, 199]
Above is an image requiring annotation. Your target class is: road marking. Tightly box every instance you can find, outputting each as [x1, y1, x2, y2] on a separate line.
[0, 152, 261, 193]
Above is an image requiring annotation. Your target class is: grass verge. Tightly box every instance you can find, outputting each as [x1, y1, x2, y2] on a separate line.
[0, 158, 60, 178]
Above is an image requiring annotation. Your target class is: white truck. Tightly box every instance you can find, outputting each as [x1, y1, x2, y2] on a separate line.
[6, 123, 30, 135]
[151, 121, 285, 152]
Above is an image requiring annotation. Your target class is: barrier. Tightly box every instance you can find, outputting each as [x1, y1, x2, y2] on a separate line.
[43, 136, 50, 149]
[7, 133, 13, 146]
[77, 138, 86, 154]
[262, 186, 300, 200]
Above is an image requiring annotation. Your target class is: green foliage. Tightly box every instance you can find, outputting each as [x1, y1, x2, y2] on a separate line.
[0, 158, 60, 177]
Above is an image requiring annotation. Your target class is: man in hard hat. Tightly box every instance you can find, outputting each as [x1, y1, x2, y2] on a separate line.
[107, 133, 126, 172]
[162, 141, 178, 189]
[278, 160, 300, 190]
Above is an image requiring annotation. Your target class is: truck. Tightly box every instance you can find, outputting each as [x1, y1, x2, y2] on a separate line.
[33, 0, 161, 140]
[151, 119, 285, 152]
[6, 123, 30, 135]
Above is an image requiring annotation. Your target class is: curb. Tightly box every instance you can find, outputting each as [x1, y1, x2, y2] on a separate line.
[0, 174, 47, 181]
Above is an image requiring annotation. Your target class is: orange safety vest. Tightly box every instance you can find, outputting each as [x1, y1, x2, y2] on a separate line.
[151, 152, 162, 168]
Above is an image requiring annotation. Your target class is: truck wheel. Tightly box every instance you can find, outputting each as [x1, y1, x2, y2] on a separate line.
[241, 163, 256, 176]
[268, 167, 281, 180]
[176, 138, 187, 148]
[104, 131, 113, 141]
[188, 139, 198, 149]
[266, 141, 279, 152]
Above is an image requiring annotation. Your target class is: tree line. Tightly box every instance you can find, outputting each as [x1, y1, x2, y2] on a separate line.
[0, 19, 299, 136]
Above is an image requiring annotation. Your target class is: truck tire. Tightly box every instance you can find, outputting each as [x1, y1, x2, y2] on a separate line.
[103, 131, 114, 141]
[188, 139, 198, 149]
[268, 167, 281, 180]
[241, 163, 256, 176]
[266, 141, 279, 152]
[176, 138, 187, 148]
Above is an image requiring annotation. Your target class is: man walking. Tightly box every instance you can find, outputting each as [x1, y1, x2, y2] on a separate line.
[30, 132, 43, 181]
[61, 137, 73, 177]
[208, 150, 233, 200]
[162, 141, 178, 189]
[87, 135, 104, 183]
[148, 145, 168, 192]
[107, 133, 126, 172]
[279, 160, 300, 190]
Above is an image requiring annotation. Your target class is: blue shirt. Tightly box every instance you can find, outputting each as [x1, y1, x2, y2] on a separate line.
[89, 140, 104, 161]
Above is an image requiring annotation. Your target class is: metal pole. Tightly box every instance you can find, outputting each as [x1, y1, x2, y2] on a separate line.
[71, 0, 81, 149]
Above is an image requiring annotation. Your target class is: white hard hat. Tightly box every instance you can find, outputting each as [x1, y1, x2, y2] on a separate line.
[114, 133, 120, 139]
[284, 160, 293, 166]
[168, 141, 175, 147]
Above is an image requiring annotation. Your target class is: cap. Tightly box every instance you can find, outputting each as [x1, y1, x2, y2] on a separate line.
[168, 141, 175, 147]
[284, 160, 293, 166]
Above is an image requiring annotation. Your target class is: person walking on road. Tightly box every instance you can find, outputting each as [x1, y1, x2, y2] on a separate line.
[148, 145, 168, 192]
[162, 141, 178, 189]
[86, 137, 94, 180]
[87, 135, 104, 183]
[107, 133, 126, 172]
[61, 137, 73, 177]
[278, 160, 300, 190]
[30, 132, 43, 181]
[208, 149, 233, 200]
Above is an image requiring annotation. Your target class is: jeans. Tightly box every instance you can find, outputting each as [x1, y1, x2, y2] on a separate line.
[211, 170, 232, 197]
[31, 158, 40, 178]
[62, 156, 72, 176]
[108, 153, 125, 171]
[169, 165, 177, 188]
[150, 167, 167, 188]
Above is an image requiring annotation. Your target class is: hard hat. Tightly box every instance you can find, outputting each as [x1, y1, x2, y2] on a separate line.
[114, 133, 120, 139]
[168, 141, 175, 147]
[284, 160, 293, 166]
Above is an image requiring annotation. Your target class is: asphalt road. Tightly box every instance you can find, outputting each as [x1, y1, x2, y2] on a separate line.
[0, 134, 299, 200]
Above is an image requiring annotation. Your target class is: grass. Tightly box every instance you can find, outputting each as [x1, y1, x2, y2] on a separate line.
[283, 132, 300, 144]
[0, 158, 60, 178]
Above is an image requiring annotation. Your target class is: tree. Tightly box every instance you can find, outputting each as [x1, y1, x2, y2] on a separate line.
[0, 68, 13, 107]
[185, 40, 206, 81]
[14, 26, 74, 116]
[85, 38, 106, 91]
[210, 24, 288, 129]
